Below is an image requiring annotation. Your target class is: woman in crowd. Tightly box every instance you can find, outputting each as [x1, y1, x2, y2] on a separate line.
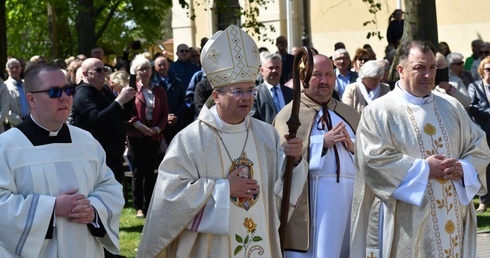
[438, 41, 452, 57]
[109, 70, 129, 96]
[128, 54, 169, 218]
[468, 56, 490, 213]
[342, 60, 390, 113]
[351, 48, 371, 73]
[386, 9, 404, 48]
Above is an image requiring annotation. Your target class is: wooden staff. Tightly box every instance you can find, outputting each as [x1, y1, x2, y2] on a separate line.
[279, 46, 313, 253]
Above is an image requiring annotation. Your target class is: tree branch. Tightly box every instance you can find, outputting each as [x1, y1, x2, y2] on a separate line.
[95, 0, 122, 41]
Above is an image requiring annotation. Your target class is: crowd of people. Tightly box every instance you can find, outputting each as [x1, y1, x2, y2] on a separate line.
[1, 14, 490, 257]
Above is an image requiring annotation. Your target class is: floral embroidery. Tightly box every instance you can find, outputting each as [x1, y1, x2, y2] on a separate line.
[424, 123, 443, 156]
[234, 217, 264, 257]
[444, 220, 459, 258]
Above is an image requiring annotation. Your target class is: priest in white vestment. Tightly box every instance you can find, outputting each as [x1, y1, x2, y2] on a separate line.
[275, 54, 361, 257]
[0, 64, 124, 257]
[350, 40, 490, 258]
[137, 25, 308, 258]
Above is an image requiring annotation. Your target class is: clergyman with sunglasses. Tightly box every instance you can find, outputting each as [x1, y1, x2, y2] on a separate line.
[0, 63, 124, 257]
[71, 58, 136, 186]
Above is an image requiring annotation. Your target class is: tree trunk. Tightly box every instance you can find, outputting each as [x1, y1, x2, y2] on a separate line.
[48, 3, 59, 60]
[388, 0, 438, 86]
[0, 0, 7, 80]
[76, 0, 97, 56]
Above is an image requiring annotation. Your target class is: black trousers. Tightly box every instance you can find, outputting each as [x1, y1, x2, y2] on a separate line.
[106, 154, 124, 183]
[128, 136, 159, 213]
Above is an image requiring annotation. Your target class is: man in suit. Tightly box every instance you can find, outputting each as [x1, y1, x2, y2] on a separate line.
[333, 48, 358, 99]
[4, 58, 29, 128]
[251, 53, 293, 124]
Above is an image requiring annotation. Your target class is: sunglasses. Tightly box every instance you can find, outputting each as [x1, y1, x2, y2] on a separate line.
[451, 61, 464, 66]
[91, 67, 109, 74]
[31, 85, 76, 98]
[179, 49, 189, 53]
[357, 58, 369, 62]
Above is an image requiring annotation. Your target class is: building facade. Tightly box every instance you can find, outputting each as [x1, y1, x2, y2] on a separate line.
[172, 0, 490, 61]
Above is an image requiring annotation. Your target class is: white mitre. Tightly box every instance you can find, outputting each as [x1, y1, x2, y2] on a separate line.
[200, 25, 260, 88]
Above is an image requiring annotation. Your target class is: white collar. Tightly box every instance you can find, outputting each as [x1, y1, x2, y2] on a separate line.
[394, 81, 432, 105]
[30, 114, 63, 136]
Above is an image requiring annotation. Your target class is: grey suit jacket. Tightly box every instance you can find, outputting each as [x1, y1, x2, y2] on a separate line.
[251, 83, 292, 124]
[5, 77, 27, 127]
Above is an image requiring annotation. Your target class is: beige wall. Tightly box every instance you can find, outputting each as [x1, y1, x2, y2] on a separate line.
[173, 0, 490, 60]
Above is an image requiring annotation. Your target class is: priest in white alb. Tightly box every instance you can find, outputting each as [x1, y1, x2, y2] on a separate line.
[350, 40, 490, 258]
[0, 63, 124, 257]
[136, 25, 308, 258]
[274, 54, 360, 257]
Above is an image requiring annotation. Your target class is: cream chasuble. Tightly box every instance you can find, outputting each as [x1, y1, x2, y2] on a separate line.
[350, 85, 490, 258]
[406, 99, 462, 257]
[136, 105, 308, 258]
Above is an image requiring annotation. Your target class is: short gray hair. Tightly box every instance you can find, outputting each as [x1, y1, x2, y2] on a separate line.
[333, 48, 349, 59]
[6, 58, 20, 69]
[446, 52, 464, 65]
[130, 54, 151, 75]
[261, 53, 282, 66]
[358, 60, 385, 79]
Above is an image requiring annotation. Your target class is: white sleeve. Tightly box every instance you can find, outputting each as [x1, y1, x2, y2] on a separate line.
[391, 159, 429, 207]
[453, 159, 481, 205]
[185, 179, 230, 235]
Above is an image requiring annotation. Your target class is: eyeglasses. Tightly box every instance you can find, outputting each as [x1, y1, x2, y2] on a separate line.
[451, 61, 464, 66]
[217, 88, 257, 98]
[138, 66, 151, 72]
[90, 67, 108, 74]
[480, 51, 490, 56]
[484, 68, 490, 72]
[30, 85, 76, 98]
[191, 54, 200, 58]
[179, 49, 189, 53]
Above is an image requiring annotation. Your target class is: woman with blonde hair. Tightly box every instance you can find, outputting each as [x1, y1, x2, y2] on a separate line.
[109, 70, 129, 95]
[468, 55, 490, 213]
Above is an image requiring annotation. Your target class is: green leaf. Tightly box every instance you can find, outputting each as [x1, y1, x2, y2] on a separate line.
[244, 235, 250, 244]
[235, 234, 243, 243]
[252, 236, 263, 242]
[234, 245, 243, 256]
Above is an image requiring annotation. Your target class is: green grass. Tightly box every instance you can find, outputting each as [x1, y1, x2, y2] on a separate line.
[119, 200, 145, 258]
[116, 198, 490, 257]
[475, 198, 490, 232]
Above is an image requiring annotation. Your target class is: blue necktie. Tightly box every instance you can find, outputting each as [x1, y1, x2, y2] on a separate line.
[17, 81, 29, 119]
[272, 86, 281, 112]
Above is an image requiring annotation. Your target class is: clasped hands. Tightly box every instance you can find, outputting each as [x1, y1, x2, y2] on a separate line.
[323, 121, 354, 153]
[427, 154, 463, 181]
[55, 189, 95, 224]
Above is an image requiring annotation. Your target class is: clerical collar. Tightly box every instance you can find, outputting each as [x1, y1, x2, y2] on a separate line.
[394, 81, 432, 105]
[16, 115, 72, 146]
[209, 105, 248, 133]
[29, 115, 63, 136]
